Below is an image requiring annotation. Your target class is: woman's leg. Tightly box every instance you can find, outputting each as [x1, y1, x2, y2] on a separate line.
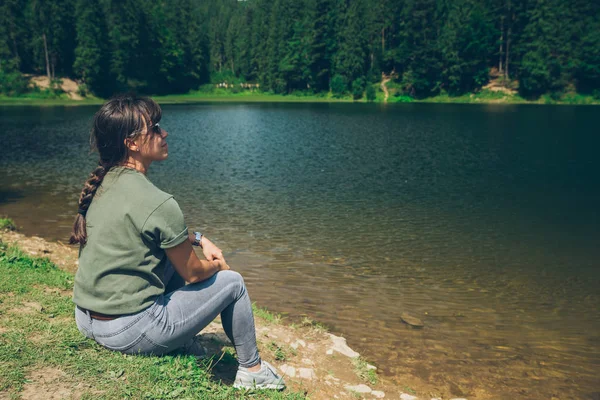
[151, 270, 261, 368]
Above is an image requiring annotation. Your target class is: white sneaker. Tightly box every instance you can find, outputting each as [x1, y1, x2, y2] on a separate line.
[233, 360, 286, 390]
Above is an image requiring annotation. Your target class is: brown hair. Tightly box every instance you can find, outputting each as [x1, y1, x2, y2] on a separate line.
[69, 94, 162, 245]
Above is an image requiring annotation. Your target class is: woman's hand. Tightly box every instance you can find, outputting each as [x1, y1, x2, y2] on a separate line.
[201, 236, 225, 262]
[213, 259, 231, 271]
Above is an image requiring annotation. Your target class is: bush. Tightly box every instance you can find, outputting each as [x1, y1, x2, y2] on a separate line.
[352, 77, 366, 100]
[366, 85, 377, 102]
[331, 74, 347, 98]
[0, 69, 29, 96]
[77, 83, 88, 97]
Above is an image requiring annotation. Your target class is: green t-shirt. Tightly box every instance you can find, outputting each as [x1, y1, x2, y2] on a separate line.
[73, 167, 188, 315]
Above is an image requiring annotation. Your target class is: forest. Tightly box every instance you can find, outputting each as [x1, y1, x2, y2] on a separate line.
[1, 0, 599, 100]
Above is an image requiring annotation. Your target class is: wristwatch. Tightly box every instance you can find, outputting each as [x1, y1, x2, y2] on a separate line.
[192, 231, 203, 248]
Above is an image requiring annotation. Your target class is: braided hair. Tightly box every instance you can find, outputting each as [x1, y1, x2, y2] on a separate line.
[70, 94, 162, 245]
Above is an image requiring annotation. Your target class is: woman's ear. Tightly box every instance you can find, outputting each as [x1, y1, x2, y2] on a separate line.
[124, 137, 139, 152]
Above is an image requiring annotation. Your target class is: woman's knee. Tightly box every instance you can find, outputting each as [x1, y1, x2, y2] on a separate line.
[218, 270, 247, 295]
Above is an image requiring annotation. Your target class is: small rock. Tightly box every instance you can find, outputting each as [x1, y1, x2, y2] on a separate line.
[400, 394, 419, 400]
[400, 313, 424, 328]
[279, 364, 296, 378]
[301, 358, 314, 365]
[329, 334, 360, 358]
[366, 363, 377, 370]
[326, 349, 334, 355]
[345, 384, 372, 394]
[298, 368, 316, 380]
[291, 339, 306, 349]
[371, 390, 385, 398]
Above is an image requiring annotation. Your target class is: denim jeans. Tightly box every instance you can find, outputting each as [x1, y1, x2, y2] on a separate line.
[74, 266, 261, 368]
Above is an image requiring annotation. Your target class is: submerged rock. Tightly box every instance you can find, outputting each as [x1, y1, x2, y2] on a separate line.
[400, 313, 424, 328]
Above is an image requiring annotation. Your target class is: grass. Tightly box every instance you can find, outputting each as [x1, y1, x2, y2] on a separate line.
[300, 317, 327, 333]
[252, 303, 283, 325]
[266, 342, 297, 362]
[0, 218, 16, 231]
[0, 241, 305, 399]
[2, 87, 599, 106]
[351, 357, 378, 385]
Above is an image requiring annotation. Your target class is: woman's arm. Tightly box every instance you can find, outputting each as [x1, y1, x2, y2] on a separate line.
[188, 233, 225, 262]
[166, 240, 230, 284]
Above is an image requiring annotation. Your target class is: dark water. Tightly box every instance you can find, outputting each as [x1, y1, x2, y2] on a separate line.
[1, 103, 599, 398]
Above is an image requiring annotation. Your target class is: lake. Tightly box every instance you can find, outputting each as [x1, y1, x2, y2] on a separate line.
[1, 102, 598, 399]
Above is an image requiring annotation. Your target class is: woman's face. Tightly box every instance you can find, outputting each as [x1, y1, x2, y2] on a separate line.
[135, 120, 169, 164]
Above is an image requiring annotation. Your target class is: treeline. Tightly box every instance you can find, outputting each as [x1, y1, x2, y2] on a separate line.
[1, 0, 599, 99]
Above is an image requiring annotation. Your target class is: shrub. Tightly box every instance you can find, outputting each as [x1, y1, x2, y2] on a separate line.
[366, 85, 377, 102]
[351, 77, 366, 100]
[331, 74, 347, 98]
[0, 69, 29, 96]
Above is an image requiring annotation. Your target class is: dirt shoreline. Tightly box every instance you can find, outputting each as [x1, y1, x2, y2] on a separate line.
[0, 228, 469, 400]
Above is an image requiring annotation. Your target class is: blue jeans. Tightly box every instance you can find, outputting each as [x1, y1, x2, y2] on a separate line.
[74, 267, 261, 368]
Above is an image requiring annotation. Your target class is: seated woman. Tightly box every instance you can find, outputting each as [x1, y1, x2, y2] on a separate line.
[70, 94, 285, 390]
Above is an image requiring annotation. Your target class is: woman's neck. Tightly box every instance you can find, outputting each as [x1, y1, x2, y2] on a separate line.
[121, 157, 150, 175]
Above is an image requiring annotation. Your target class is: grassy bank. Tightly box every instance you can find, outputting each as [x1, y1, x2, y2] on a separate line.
[0, 234, 302, 399]
[2, 88, 599, 106]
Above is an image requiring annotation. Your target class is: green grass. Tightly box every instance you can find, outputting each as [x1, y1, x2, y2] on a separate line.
[2, 88, 599, 106]
[252, 303, 283, 325]
[351, 357, 378, 385]
[0, 241, 304, 399]
[266, 342, 297, 362]
[0, 218, 16, 230]
[300, 317, 327, 333]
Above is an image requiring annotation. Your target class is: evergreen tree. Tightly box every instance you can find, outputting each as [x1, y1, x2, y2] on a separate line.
[73, 0, 110, 95]
[438, 0, 496, 94]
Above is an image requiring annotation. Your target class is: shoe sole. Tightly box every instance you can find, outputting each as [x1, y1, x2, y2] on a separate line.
[233, 383, 286, 390]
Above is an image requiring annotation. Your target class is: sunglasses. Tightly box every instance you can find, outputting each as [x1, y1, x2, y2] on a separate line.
[127, 122, 163, 138]
[150, 123, 162, 135]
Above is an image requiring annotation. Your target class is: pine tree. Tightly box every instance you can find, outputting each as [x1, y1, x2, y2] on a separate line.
[73, 0, 110, 95]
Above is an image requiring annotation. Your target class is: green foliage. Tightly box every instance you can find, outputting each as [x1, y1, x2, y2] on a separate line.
[331, 74, 347, 97]
[351, 76, 365, 100]
[0, 68, 29, 96]
[366, 84, 377, 101]
[0, 218, 16, 230]
[0, 0, 598, 99]
[352, 357, 378, 385]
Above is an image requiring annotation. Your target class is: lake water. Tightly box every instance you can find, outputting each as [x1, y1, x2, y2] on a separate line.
[1, 103, 598, 399]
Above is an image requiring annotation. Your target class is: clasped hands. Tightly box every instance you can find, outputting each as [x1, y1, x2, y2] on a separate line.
[189, 233, 230, 271]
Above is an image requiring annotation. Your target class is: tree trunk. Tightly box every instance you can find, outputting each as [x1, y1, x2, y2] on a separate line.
[43, 33, 51, 79]
[505, 25, 511, 80]
[381, 27, 385, 52]
[505, 0, 511, 80]
[499, 15, 504, 74]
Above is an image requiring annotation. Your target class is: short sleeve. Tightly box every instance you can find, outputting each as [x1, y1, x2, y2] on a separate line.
[141, 197, 189, 249]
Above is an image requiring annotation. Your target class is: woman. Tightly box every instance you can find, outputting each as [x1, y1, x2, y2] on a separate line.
[70, 94, 285, 390]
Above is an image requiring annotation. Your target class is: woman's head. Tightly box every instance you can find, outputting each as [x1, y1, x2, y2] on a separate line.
[70, 94, 165, 245]
[93, 94, 163, 167]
